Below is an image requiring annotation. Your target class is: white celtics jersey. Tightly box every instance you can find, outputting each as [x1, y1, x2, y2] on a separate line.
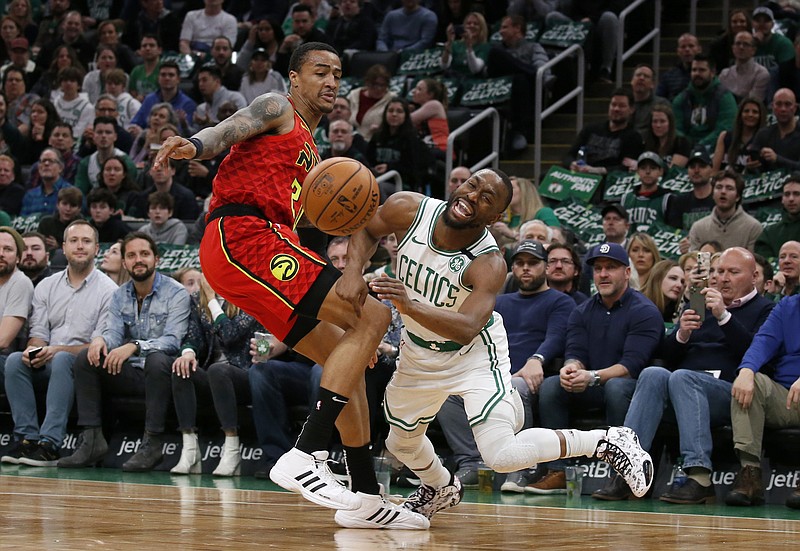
[396, 197, 501, 351]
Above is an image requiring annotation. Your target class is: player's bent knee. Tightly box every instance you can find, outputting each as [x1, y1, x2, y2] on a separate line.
[385, 427, 422, 461]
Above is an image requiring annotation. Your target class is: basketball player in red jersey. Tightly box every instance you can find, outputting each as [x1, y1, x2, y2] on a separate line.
[154, 43, 429, 529]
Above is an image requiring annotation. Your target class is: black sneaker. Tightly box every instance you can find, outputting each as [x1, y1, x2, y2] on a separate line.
[18, 441, 60, 467]
[1, 439, 38, 464]
[394, 465, 421, 488]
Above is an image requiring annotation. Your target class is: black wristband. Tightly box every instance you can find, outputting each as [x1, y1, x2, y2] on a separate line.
[188, 137, 204, 159]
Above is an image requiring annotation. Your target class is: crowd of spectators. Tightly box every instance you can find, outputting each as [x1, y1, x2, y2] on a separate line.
[0, 0, 799, 512]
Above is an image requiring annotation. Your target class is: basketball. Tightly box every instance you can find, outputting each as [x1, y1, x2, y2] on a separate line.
[300, 157, 380, 236]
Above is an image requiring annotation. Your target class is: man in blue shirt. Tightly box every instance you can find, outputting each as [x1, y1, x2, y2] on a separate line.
[529, 242, 663, 494]
[726, 294, 800, 509]
[593, 247, 773, 503]
[20, 148, 72, 217]
[58, 232, 190, 471]
[376, 0, 437, 52]
[128, 61, 197, 138]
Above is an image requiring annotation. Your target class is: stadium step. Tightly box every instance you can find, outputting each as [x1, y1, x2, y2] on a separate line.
[499, 0, 753, 181]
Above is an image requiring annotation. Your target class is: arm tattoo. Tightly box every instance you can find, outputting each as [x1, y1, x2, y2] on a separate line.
[193, 94, 290, 158]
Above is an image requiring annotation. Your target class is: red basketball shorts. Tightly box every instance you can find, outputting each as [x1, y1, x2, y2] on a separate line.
[200, 215, 338, 345]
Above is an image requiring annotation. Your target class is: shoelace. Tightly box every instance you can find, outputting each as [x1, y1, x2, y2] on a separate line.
[597, 440, 634, 479]
[404, 484, 436, 509]
[314, 455, 349, 490]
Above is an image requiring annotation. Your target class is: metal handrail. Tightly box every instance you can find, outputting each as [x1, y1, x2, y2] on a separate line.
[444, 107, 500, 198]
[690, 0, 730, 37]
[376, 169, 403, 195]
[534, 44, 584, 185]
[616, 0, 661, 87]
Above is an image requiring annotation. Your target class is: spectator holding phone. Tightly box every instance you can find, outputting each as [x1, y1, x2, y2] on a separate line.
[593, 247, 773, 503]
[0, 220, 117, 467]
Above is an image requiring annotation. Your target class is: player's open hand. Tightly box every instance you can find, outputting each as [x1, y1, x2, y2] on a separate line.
[369, 274, 411, 314]
[154, 136, 196, 168]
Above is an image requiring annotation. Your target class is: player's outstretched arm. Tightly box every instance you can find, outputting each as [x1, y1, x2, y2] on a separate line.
[336, 192, 423, 316]
[347, 191, 424, 275]
[154, 94, 293, 167]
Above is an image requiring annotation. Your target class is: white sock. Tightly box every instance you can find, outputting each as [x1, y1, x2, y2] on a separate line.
[559, 429, 606, 458]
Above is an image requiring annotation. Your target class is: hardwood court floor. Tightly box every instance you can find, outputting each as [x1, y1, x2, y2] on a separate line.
[1, 469, 799, 550]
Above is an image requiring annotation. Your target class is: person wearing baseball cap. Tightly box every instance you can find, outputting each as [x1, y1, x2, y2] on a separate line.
[240, 46, 288, 104]
[668, 146, 715, 238]
[752, 6, 794, 71]
[529, 241, 663, 494]
[2, 36, 40, 90]
[619, 151, 673, 233]
[600, 203, 631, 247]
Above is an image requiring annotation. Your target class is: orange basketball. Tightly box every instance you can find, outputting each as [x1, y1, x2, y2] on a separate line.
[300, 157, 380, 236]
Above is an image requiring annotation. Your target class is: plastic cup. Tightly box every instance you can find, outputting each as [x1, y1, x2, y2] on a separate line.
[373, 456, 392, 493]
[254, 331, 272, 362]
[565, 465, 583, 498]
[477, 463, 494, 493]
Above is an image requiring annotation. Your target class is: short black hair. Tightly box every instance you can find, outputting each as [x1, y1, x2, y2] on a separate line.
[21, 231, 48, 246]
[57, 66, 83, 83]
[148, 190, 174, 211]
[87, 187, 117, 208]
[121, 231, 159, 258]
[292, 3, 313, 16]
[611, 87, 634, 105]
[491, 168, 514, 211]
[198, 64, 222, 81]
[692, 52, 715, 71]
[288, 41, 339, 74]
[141, 33, 161, 48]
[159, 60, 180, 75]
[93, 115, 117, 128]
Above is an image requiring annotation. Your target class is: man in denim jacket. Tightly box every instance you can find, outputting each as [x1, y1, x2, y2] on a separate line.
[58, 232, 190, 471]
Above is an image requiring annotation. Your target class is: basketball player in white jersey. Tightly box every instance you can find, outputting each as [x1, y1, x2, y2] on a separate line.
[336, 168, 654, 524]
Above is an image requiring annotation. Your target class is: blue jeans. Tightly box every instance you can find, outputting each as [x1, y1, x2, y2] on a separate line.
[624, 366, 731, 471]
[538, 374, 636, 470]
[3, 350, 76, 447]
[249, 359, 314, 466]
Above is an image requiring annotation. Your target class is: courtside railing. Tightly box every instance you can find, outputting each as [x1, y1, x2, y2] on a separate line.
[534, 44, 585, 184]
[376, 170, 403, 195]
[444, 107, 500, 198]
[616, 0, 662, 87]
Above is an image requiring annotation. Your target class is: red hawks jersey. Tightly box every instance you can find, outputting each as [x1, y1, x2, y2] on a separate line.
[208, 101, 319, 228]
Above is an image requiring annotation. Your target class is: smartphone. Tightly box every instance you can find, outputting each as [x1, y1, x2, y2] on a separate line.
[28, 346, 43, 360]
[453, 24, 464, 39]
[689, 252, 711, 322]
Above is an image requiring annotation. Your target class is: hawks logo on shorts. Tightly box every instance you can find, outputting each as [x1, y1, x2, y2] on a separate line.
[271, 254, 299, 281]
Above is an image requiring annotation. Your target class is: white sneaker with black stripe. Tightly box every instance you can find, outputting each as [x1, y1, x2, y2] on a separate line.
[334, 492, 430, 530]
[270, 448, 361, 510]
